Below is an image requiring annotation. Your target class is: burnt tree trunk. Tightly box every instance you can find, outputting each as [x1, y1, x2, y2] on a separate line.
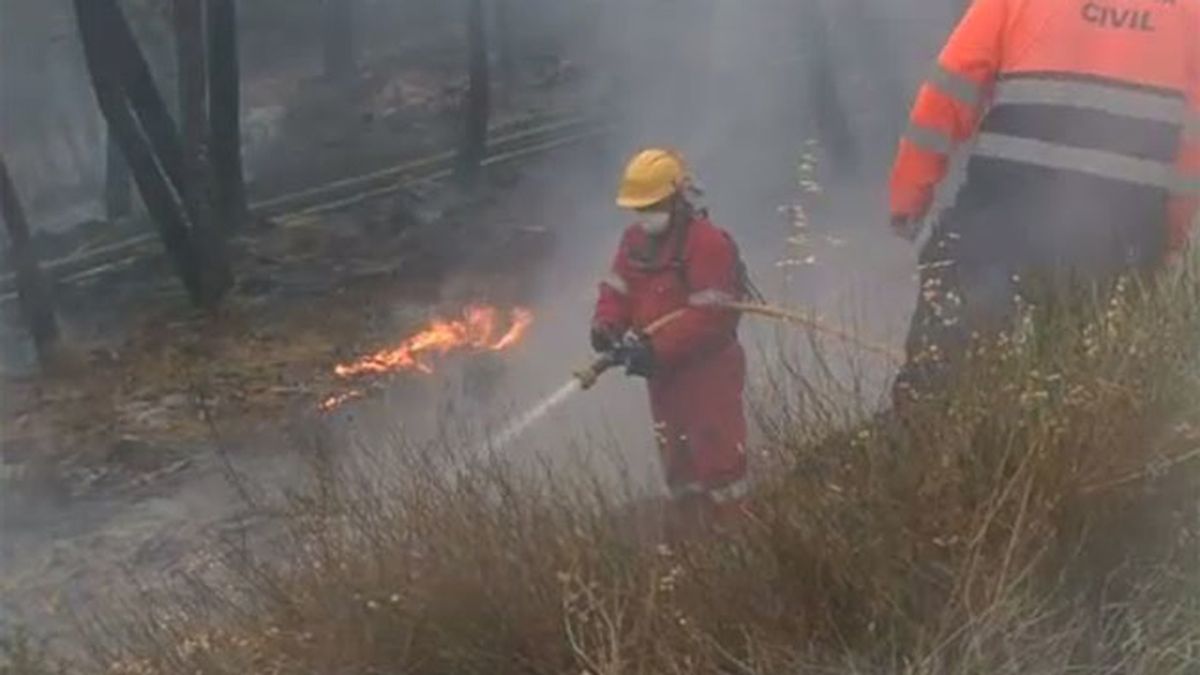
[458, 0, 490, 184]
[798, 0, 859, 177]
[495, 0, 516, 101]
[104, 133, 133, 219]
[207, 0, 248, 231]
[322, 0, 357, 80]
[175, 0, 231, 307]
[102, 0, 188, 197]
[72, 0, 205, 303]
[0, 154, 60, 364]
[842, 0, 906, 144]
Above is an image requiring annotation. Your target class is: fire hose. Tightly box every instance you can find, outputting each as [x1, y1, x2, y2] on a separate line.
[573, 302, 904, 390]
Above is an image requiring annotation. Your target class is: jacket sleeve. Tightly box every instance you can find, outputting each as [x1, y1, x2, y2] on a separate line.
[889, 0, 1007, 219]
[592, 234, 632, 335]
[649, 231, 740, 370]
[1168, 22, 1200, 253]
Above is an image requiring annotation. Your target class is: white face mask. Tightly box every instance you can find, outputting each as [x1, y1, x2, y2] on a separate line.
[637, 211, 671, 235]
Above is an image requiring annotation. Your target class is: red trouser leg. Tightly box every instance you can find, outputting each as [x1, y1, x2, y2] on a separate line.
[649, 342, 748, 533]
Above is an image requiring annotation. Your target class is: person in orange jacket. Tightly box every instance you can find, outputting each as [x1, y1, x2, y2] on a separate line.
[889, 0, 1199, 400]
[592, 148, 749, 523]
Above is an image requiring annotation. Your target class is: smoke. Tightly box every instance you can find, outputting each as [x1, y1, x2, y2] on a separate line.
[316, 0, 973, 477]
[0, 0, 971, 454]
[0, 0, 981, 649]
[0, 0, 106, 230]
[449, 0, 973, 481]
[0, 0, 963, 233]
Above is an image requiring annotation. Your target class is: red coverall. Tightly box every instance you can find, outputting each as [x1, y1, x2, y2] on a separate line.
[593, 214, 748, 507]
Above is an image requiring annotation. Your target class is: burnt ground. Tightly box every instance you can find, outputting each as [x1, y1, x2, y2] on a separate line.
[0, 98, 921, 664]
[0, 147, 924, 656]
[0, 36, 602, 654]
[2, 161, 555, 453]
[6, 39, 590, 271]
[0, 4, 943, 662]
[242, 46, 591, 200]
[0, 149, 570, 651]
[0, 40, 594, 463]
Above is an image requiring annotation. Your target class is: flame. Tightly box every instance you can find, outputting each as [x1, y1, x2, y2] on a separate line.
[492, 308, 534, 350]
[333, 305, 534, 380]
[318, 389, 365, 411]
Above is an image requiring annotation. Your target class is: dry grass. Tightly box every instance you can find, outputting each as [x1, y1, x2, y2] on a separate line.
[25, 265, 1200, 674]
[0, 294, 366, 454]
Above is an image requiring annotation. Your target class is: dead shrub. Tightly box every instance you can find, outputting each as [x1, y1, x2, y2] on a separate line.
[83, 265, 1200, 674]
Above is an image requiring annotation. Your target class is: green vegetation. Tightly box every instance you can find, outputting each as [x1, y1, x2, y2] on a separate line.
[29, 267, 1200, 674]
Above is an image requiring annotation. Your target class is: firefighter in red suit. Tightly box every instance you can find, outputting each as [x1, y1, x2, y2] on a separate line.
[592, 149, 749, 521]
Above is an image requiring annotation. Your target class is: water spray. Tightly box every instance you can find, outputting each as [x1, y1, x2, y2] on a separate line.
[488, 378, 583, 451]
[484, 308, 686, 452]
[487, 302, 901, 452]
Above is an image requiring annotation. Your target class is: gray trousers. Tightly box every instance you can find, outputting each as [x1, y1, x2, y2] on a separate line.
[893, 191, 1165, 404]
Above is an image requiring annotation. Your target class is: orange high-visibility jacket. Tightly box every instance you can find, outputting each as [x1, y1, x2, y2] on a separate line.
[890, 0, 1200, 251]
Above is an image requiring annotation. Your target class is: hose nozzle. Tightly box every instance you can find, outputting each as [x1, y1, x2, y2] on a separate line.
[574, 352, 618, 391]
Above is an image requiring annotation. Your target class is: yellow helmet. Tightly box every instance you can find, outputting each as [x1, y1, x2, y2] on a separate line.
[616, 148, 689, 209]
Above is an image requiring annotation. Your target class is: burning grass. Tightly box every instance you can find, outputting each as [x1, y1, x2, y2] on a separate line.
[58, 267, 1200, 673]
[320, 304, 533, 411]
[332, 305, 533, 378]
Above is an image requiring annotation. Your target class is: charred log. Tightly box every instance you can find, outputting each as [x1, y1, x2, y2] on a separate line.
[72, 0, 204, 303]
[104, 133, 133, 220]
[175, 0, 232, 307]
[458, 0, 491, 184]
[0, 153, 60, 365]
[798, 0, 860, 177]
[322, 0, 357, 81]
[208, 0, 248, 232]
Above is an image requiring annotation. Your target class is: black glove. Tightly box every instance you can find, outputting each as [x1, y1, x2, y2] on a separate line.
[591, 325, 619, 353]
[890, 214, 922, 242]
[618, 331, 655, 378]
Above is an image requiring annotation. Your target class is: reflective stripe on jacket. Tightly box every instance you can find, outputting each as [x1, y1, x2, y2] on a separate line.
[890, 0, 1200, 250]
[592, 215, 742, 370]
